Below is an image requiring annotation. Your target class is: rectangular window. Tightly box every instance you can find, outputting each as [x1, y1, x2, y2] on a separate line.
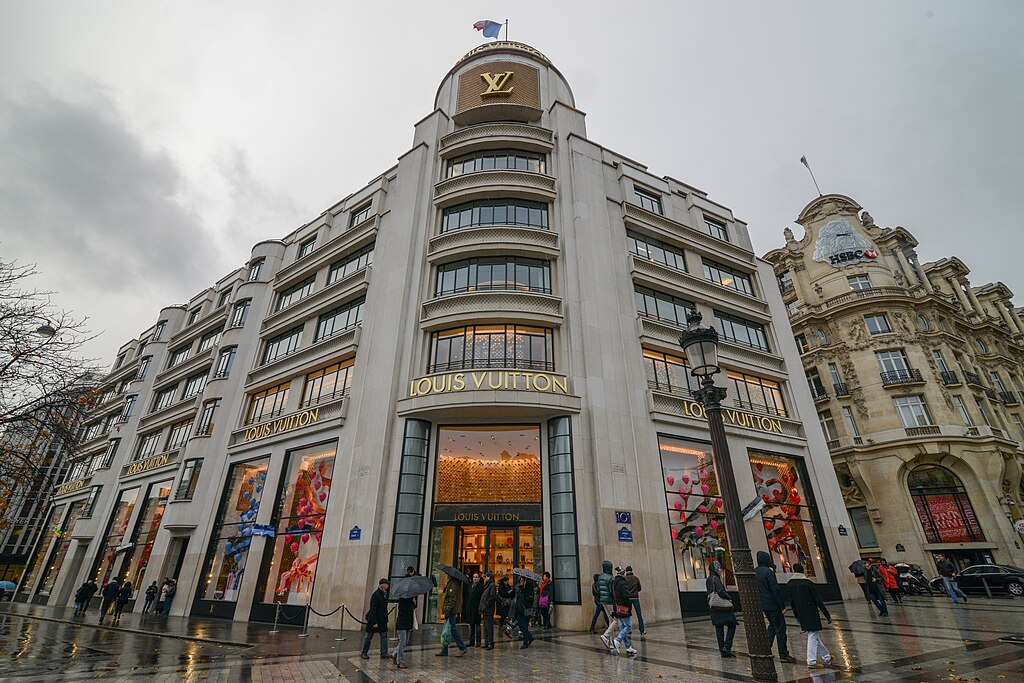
[120, 395, 137, 420]
[198, 328, 222, 353]
[298, 238, 316, 259]
[136, 341, 147, 358]
[135, 432, 162, 460]
[257, 443, 337, 604]
[387, 420, 429, 583]
[441, 199, 549, 234]
[114, 354, 126, 369]
[248, 258, 264, 281]
[136, 356, 152, 381]
[200, 459, 269, 601]
[81, 487, 102, 517]
[703, 216, 729, 241]
[795, 334, 809, 353]
[864, 314, 892, 335]
[428, 324, 554, 373]
[327, 244, 374, 285]
[314, 298, 364, 341]
[828, 363, 842, 386]
[642, 348, 701, 397]
[230, 299, 250, 328]
[153, 320, 167, 341]
[152, 386, 177, 412]
[181, 370, 209, 399]
[991, 372, 1007, 394]
[974, 397, 994, 427]
[349, 203, 372, 227]
[92, 488, 139, 584]
[848, 506, 878, 548]
[301, 359, 354, 407]
[806, 368, 826, 397]
[262, 326, 303, 365]
[626, 230, 687, 272]
[548, 416, 581, 604]
[633, 186, 663, 214]
[842, 406, 860, 437]
[933, 351, 950, 373]
[1011, 415, 1024, 440]
[727, 370, 787, 416]
[446, 149, 546, 178]
[123, 480, 172, 591]
[818, 410, 839, 440]
[167, 345, 191, 368]
[166, 417, 194, 450]
[175, 458, 203, 500]
[216, 290, 231, 308]
[703, 260, 754, 296]
[714, 310, 770, 351]
[778, 271, 794, 293]
[99, 438, 120, 469]
[875, 349, 910, 374]
[634, 285, 694, 327]
[187, 309, 201, 326]
[893, 395, 932, 427]
[196, 399, 221, 436]
[847, 275, 872, 291]
[215, 346, 236, 378]
[435, 257, 552, 296]
[276, 277, 315, 312]
[246, 381, 291, 424]
[953, 396, 973, 426]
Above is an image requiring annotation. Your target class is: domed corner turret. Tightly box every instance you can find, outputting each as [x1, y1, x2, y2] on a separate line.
[434, 41, 576, 127]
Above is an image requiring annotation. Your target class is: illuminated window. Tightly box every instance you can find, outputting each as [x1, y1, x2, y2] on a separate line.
[908, 465, 984, 543]
[246, 382, 291, 425]
[642, 348, 700, 397]
[301, 359, 354, 407]
[703, 260, 754, 295]
[727, 370, 787, 416]
[428, 324, 554, 373]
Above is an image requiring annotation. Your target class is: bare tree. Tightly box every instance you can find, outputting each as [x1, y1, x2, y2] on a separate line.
[0, 257, 101, 529]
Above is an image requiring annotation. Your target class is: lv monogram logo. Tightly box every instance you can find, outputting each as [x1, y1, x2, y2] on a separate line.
[480, 71, 514, 97]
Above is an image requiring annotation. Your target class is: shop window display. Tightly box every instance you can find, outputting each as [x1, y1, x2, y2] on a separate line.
[260, 443, 337, 604]
[907, 465, 984, 543]
[750, 452, 827, 581]
[124, 480, 173, 594]
[35, 502, 80, 596]
[93, 488, 140, 584]
[201, 459, 269, 601]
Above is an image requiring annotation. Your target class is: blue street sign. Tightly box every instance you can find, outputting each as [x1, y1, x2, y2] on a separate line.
[349, 526, 362, 541]
[615, 511, 632, 525]
[618, 527, 633, 542]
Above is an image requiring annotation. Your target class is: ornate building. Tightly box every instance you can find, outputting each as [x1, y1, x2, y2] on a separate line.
[765, 194, 1024, 573]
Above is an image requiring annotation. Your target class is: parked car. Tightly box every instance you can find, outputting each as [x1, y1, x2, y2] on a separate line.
[928, 565, 1024, 597]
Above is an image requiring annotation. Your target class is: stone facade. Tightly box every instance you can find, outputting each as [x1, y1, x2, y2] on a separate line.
[765, 194, 1024, 572]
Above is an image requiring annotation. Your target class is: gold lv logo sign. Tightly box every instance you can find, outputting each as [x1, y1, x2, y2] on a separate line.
[480, 71, 514, 97]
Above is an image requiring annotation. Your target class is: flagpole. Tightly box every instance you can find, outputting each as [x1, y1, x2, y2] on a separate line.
[505, 19, 509, 41]
[800, 156, 823, 197]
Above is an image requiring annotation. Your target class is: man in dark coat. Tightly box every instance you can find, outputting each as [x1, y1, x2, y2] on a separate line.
[589, 573, 609, 632]
[113, 580, 132, 624]
[596, 560, 618, 648]
[360, 578, 390, 659]
[73, 582, 91, 617]
[936, 554, 968, 604]
[392, 585, 415, 669]
[466, 572, 484, 646]
[755, 551, 796, 663]
[848, 559, 871, 602]
[624, 566, 645, 637]
[865, 561, 889, 616]
[98, 577, 120, 624]
[479, 571, 496, 649]
[788, 563, 834, 668]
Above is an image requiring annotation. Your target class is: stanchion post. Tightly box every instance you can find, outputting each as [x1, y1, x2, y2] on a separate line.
[982, 577, 993, 599]
[269, 602, 281, 634]
[298, 597, 311, 638]
[335, 603, 347, 641]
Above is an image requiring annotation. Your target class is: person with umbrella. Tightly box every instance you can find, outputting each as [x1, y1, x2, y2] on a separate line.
[512, 568, 540, 649]
[436, 565, 468, 657]
[360, 578, 390, 660]
[388, 570, 433, 669]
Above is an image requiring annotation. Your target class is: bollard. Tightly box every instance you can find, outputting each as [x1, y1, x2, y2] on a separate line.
[298, 598, 311, 638]
[335, 603, 347, 641]
[268, 602, 282, 634]
[982, 577, 994, 599]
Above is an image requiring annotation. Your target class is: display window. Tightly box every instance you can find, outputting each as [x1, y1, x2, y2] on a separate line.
[123, 480, 173, 594]
[258, 442, 337, 605]
[908, 465, 984, 543]
[35, 502, 80, 596]
[18, 504, 60, 595]
[93, 488, 140, 584]
[200, 459, 269, 601]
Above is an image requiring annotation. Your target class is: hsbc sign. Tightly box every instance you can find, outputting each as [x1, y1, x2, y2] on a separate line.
[812, 219, 880, 269]
[828, 247, 879, 267]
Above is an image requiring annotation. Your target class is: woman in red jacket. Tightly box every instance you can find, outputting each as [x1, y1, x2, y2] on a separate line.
[878, 559, 902, 604]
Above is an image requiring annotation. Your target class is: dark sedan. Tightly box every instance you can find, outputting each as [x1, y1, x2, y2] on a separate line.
[929, 564, 1024, 597]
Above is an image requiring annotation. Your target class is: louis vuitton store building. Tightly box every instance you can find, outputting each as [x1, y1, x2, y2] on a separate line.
[27, 42, 860, 628]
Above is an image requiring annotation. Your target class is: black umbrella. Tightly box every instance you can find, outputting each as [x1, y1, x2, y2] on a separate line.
[389, 575, 435, 599]
[511, 567, 542, 582]
[436, 564, 469, 583]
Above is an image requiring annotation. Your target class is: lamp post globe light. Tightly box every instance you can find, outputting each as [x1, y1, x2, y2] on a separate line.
[679, 311, 778, 683]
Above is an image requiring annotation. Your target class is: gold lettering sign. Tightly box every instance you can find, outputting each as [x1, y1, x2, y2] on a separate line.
[243, 408, 321, 443]
[408, 371, 569, 398]
[460, 41, 549, 64]
[481, 71, 514, 97]
[680, 400, 784, 435]
[55, 478, 90, 495]
[124, 453, 171, 477]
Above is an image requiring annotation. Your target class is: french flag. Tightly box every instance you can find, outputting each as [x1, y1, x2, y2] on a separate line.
[473, 19, 502, 39]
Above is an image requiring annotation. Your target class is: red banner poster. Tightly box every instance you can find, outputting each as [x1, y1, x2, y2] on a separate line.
[923, 494, 971, 543]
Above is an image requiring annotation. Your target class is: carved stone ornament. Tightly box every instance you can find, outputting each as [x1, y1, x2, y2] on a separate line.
[860, 211, 875, 228]
[835, 463, 866, 506]
[783, 227, 795, 243]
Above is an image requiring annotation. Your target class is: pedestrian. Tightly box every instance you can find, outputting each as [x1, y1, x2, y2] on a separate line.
[755, 551, 797, 663]
[496, 576, 513, 627]
[936, 554, 968, 605]
[392, 584, 415, 670]
[436, 573, 468, 657]
[848, 559, 871, 602]
[466, 572, 484, 646]
[513, 575, 535, 649]
[596, 560, 620, 650]
[610, 566, 637, 656]
[84, 580, 98, 615]
[360, 578, 390, 660]
[406, 566, 421, 630]
[624, 566, 645, 638]
[589, 573, 609, 632]
[480, 571, 496, 649]
[538, 571, 553, 630]
[788, 562, 835, 669]
[73, 582, 91, 617]
[878, 559, 902, 604]
[98, 576, 120, 624]
[160, 579, 176, 616]
[113, 579, 132, 623]
[156, 578, 169, 614]
[705, 560, 737, 658]
[864, 561, 889, 616]
[142, 581, 159, 613]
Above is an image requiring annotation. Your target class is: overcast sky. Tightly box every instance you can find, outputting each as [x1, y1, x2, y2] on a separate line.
[1, 1, 1021, 364]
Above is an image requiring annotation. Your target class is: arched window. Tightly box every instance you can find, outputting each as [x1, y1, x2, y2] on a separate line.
[907, 465, 984, 543]
[917, 315, 930, 332]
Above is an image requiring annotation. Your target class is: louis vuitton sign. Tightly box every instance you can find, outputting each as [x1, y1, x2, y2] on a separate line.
[456, 61, 540, 114]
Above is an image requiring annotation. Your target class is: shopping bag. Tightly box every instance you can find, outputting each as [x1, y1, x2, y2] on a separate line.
[440, 619, 453, 646]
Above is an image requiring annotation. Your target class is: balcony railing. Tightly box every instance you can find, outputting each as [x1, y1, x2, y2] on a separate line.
[940, 371, 959, 385]
[833, 382, 850, 397]
[999, 391, 1018, 405]
[963, 371, 983, 386]
[811, 388, 829, 402]
[905, 425, 941, 437]
[984, 388, 998, 401]
[880, 369, 924, 386]
[426, 359, 556, 374]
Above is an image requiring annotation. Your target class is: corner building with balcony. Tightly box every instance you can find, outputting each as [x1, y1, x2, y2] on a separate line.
[765, 194, 1024, 574]
[27, 43, 859, 626]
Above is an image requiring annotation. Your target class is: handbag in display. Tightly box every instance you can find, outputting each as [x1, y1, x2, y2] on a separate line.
[708, 591, 733, 612]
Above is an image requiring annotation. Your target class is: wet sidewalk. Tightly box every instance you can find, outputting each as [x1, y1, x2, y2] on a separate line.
[2, 595, 1022, 682]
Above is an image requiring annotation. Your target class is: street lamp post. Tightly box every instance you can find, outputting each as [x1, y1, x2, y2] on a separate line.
[679, 312, 778, 683]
